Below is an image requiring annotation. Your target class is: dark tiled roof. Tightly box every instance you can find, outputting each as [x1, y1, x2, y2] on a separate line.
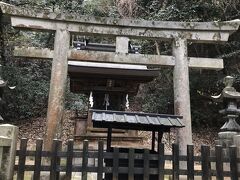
[90, 109, 184, 131]
[68, 62, 159, 81]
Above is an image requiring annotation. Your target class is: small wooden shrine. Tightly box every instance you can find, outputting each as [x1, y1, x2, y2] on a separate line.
[68, 55, 159, 141]
[68, 41, 184, 145]
[68, 47, 185, 179]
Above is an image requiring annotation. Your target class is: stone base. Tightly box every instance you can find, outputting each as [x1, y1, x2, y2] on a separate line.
[214, 131, 240, 160]
[218, 131, 238, 139]
[215, 131, 238, 148]
[215, 139, 233, 147]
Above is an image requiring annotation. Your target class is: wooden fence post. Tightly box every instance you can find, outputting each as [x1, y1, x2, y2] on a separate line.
[82, 140, 89, 180]
[158, 143, 165, 180]
[201, 145, 211, 180]
[172, 144, 179, 180]
[50, 139, 62, 180]
[113, 147, 119, 180]
[97, 141, 104, 180]
[33, 138, 43, 180]
[229, 145, 238, 180]
[17, 138, 28, 180]
[215, 145, 223, 180]
[128, 148, 134, 180]
[187, 145, 194, 180]
[66, 139, 74, 180]
[143, 149, 150, 180]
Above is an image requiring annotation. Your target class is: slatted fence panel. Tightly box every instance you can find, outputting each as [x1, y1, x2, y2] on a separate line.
[14, 138, 240, 180]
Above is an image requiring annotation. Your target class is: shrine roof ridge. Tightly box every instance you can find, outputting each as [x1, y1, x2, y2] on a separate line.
[0, 2, 239, 31]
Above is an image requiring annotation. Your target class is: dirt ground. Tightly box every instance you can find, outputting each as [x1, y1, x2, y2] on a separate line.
[3, 110, 218, 154]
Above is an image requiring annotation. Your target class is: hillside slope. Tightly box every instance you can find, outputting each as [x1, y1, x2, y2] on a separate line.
[1, 111, 218, 154]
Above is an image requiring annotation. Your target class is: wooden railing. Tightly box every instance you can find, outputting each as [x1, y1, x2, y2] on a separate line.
[15, 138, 240, 180]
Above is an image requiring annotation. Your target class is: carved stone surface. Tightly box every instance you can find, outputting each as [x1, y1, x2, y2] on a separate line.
[213, 76, 240, 159]
[0, 124, 18, 180]
[212, 76, 240, 102]
[212, 76, 240, 132]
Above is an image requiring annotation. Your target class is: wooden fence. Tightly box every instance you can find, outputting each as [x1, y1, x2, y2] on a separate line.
[15, 138, 240, 180]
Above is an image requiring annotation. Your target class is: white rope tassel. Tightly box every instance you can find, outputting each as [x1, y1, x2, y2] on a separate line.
[126, 94, 129, 110]
[104, 94, 110, 110]
[89, 91, 94, 108]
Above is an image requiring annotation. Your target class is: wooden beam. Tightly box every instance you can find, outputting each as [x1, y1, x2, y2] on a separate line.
[1, 2, 239, 32]
[14, 47, 54, 59]
[157, 131, 163, 152]
[14, 47, 224, 70]
[14, 47, 175, 66]
[188, 57, 224, 70]
[70, 86, 138, 93]
[107, 127, 112, 151]
[69, 50, 175, 66]
[10, 16, 233, 42]
[152, 131, 155, 151]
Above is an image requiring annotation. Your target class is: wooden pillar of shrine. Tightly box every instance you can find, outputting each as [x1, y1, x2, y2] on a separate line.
[173, 38, 192, 155]
[44, 29, 70, 151]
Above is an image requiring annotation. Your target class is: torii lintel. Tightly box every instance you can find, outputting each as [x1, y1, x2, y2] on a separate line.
[0, 2, 240, 42]
[14, 47, 224, 70]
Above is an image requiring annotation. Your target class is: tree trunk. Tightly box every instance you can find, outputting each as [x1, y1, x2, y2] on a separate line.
[116, 0, 136, 17]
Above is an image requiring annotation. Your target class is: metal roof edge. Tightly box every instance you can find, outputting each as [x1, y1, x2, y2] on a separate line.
[89, 109, 183, 119]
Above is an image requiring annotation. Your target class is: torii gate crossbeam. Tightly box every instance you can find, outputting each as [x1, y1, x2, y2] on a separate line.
[1, 2, 239, 154]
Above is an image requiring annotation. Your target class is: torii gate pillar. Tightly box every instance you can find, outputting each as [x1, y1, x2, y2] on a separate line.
[173, 38, 192, 154]
[45, 29, 70, 151]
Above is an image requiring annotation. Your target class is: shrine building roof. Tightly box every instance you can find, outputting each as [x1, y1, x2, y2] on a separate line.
[90, 109, 184, 132]
[68, 61, 159, 81]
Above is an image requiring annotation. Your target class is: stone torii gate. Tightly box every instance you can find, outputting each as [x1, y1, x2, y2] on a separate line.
[1, 2, 239, 153]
